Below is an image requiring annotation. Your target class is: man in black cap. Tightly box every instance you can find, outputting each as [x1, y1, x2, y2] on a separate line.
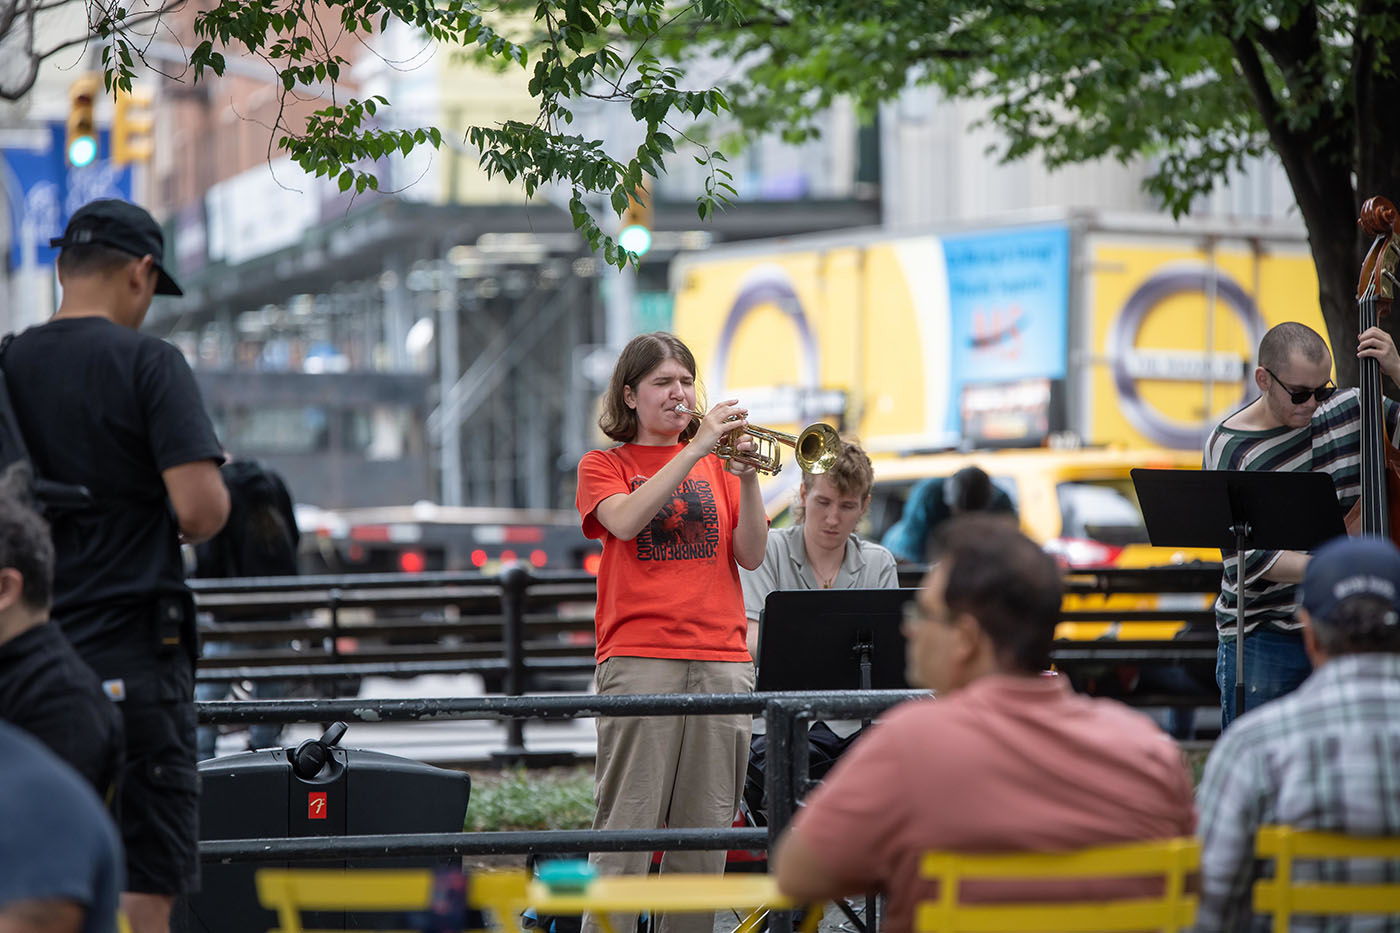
[1196, 534, 1400, 930]
[3, 198, 228, 933]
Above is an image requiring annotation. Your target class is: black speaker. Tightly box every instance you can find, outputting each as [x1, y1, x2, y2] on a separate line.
[173, 723, 470, 932]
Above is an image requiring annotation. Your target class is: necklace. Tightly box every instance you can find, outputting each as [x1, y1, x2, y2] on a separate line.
[816, 568, 838, 589]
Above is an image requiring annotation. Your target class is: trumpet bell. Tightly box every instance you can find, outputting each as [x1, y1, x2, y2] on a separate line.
[675, 403, 841, 476]
[794, 422, 842, 474]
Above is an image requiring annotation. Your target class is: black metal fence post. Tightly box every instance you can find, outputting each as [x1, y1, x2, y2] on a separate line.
[764, 698, 809, 933]
[326, 586, 342, 699]
[498, 564, 532, 761]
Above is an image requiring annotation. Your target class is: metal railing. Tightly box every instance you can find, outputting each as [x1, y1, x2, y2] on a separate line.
[196, 690, 919, 933]
[195, 693, 914, 857]
[193, 563, 1224, 708]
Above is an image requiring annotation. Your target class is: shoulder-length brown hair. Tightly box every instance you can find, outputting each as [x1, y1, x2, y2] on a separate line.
[597, 332, 702, 443]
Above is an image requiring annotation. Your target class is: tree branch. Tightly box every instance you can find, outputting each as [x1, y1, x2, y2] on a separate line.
[0, 0, 24, 39]
[0, 0, 40, 101]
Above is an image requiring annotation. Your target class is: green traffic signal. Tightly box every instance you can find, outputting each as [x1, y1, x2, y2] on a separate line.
[66, 74, 100, 168]
[619, 223, 652, 256]
[67, 135, 98, 168]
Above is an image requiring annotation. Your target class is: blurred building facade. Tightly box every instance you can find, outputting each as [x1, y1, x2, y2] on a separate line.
[1, 15, 1298, 511]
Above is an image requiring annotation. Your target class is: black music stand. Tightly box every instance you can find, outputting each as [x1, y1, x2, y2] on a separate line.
[1130, 468, 1345, 718]
[756, 588, 915, 693]
[755, 587, 916, 933]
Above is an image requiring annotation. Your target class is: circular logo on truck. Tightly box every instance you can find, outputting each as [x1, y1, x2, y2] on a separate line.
[1109, 267, 1266, 449]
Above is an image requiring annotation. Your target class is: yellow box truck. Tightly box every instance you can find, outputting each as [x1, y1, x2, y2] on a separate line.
[671, 210, 1325, 511]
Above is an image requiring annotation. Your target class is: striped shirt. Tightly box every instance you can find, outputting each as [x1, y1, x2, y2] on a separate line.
[1203, 389, 1400, 636]
[1195, 653, 1400, 932]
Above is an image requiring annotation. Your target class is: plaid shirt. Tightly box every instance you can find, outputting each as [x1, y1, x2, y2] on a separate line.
[1195, 653, 1400, 932]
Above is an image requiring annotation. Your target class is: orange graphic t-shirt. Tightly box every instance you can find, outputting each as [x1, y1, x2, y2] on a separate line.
[576, 443, 750, 663]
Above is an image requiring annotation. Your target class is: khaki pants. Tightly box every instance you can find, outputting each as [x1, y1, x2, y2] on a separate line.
[584, 657, 755, 933]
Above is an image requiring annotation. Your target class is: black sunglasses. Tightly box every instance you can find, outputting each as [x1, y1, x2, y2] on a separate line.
[1264, 366, 1337, 405]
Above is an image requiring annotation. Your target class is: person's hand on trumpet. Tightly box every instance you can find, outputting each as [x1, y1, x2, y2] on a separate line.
[690, 399, 758, 476]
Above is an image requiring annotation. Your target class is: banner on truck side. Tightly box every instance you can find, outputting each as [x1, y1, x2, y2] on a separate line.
[672, 225, 1071, 453]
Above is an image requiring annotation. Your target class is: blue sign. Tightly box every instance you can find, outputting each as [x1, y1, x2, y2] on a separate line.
[1, 123, 132, 270]
[942, 225, 1070, 431]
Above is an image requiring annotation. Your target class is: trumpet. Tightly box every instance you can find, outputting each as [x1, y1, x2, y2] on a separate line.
[676, 403, 842, 476]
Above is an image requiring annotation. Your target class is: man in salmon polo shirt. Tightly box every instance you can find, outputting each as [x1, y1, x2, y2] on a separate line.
[772, 514, 1196, 933]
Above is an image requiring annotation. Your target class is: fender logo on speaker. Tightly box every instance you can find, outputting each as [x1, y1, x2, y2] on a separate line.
[308, 792, 327, 819]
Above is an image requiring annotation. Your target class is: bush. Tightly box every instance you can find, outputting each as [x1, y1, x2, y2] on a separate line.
[466, 766, 595, 832]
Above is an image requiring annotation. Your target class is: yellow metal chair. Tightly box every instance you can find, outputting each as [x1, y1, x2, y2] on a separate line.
[1253, 825, 1400, 932]
[254, 868, 529, 933]
[915, 837, 1200, 932]
[526, 872, 818, 933]
[254, 867, 811, 933]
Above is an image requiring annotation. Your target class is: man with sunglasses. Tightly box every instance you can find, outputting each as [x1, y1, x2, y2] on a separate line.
[1203, 321, 1400, 728]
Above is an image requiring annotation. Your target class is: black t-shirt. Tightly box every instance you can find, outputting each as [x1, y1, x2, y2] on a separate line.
[0, 622, 124, 797]
[5, 317, 222, 659]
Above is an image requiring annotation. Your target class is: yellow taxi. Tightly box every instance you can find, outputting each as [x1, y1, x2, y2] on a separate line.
[856, 446, 1221, 641]
[859, 446, 1205, 559]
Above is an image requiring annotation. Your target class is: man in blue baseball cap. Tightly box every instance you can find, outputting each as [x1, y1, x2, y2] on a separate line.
[1195, 534, 1400, 930]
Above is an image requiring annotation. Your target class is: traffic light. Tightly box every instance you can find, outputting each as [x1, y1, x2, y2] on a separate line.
[113, 87, 155, 166]
[618, 186, 653, 257]
[65, 74, 100, 168]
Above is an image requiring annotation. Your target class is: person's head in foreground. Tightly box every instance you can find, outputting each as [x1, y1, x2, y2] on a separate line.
[1298, 534, 1400, 661]
[0, 464, 54, 647]
[904, 513, 1062, 692]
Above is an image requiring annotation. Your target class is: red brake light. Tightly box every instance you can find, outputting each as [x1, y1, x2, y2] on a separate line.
[500, 549, 517, 563]
[1043, 537, 1124, 569]
[399, 549, 426, 574]
[529, 549, 548, 567]
[583, 552, 602, 576]
[470, 549, 488, 568]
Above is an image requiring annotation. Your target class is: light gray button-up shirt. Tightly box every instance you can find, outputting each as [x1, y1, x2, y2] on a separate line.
[742, 524, 899, 737]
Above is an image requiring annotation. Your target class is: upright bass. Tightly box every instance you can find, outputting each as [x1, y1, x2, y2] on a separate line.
[1345, 196, 1400, 540]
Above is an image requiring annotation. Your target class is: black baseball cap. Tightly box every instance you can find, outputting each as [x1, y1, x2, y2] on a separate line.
[1299, 535, 1400, 625]
[49, 199, 182, 296]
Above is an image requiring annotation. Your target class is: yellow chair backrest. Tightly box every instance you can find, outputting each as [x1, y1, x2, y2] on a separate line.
[254, 868, 530, 933]
[1253, 825, 1400, 932]
[915, 836, 1200, 933]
